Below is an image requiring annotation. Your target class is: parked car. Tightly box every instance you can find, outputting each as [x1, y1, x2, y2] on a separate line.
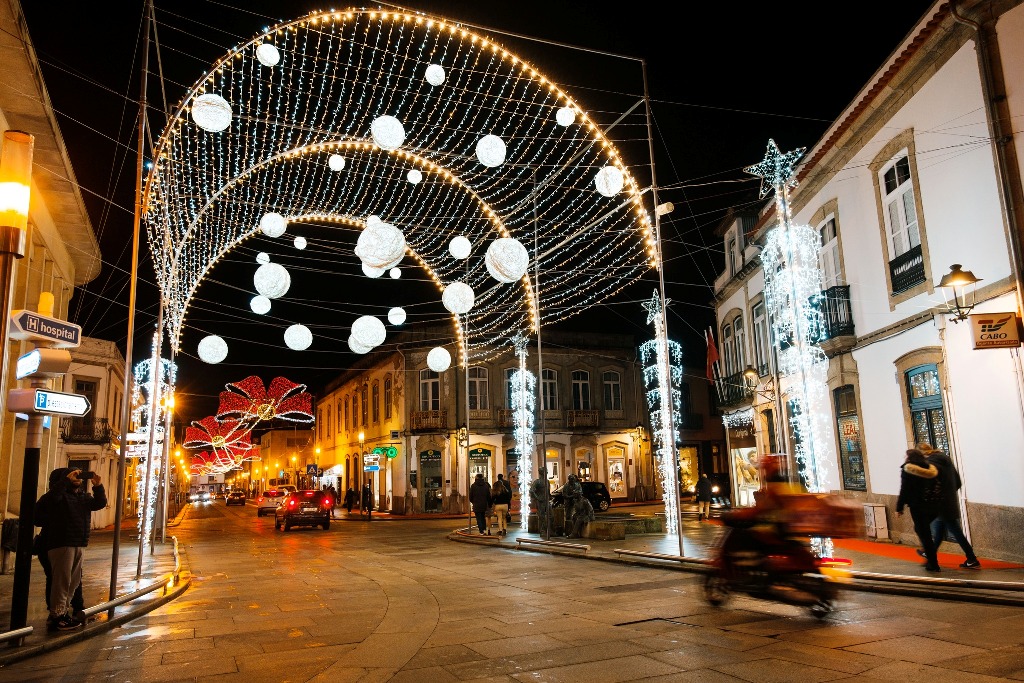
[226, 490, 247, 506]
[275, 490, 333, 531]
[551, 481, 612, 512]
[256, 488, 288, 517]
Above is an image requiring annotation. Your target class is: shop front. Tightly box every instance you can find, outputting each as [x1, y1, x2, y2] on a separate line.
[728, 424, 758, 507]
[419, 449, 443, 513]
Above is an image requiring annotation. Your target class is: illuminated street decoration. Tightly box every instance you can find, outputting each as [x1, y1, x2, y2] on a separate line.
[510, 332, 535, 529]
[182, 417, 256, 476]
[639, 291, 680, 535]
[388, 307, 406, 325]
[745, 139, 835, 558]
[197, 334, 228, 364]
[215, 375, 314, 425]
[427, 346, 451, 372]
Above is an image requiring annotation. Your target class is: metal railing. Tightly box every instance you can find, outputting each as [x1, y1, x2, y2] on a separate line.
[817, 285, 855, 340]
[566, 409, 599, 428]
[410, 409, 447, 432]
[716, 370, 752, 407]
[59, 417, 113, 444]
[496, 409, 514, 429]
[889, 244, 925, 293]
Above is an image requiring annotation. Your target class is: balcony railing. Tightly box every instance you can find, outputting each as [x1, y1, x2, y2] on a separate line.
[716, 371, 752, 408]
[60, 417, 112, 444]
[889, 244, 925, 293]
[566, 409, 599, 429]
[497, 409, 514, 430]
[410, 409, 448, 432]
[817, 285, 855, 340]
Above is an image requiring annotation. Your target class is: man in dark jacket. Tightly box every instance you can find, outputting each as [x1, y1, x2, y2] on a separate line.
[918, 443, 980, 569]
[34, 467, 107, 631]
[696, 473, 713, 521]
[469, 473, 492, 534]
[34, 469, 85, 623]
[361, 481, 374, 520]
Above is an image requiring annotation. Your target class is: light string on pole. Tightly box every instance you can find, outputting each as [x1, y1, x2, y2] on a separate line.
[510, 332, 535, 530]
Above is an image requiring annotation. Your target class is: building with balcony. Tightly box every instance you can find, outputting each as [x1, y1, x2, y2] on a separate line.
[711, 0, 1024, 561]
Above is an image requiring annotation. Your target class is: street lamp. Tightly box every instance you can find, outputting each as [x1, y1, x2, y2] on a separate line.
[938, 263, 981, 323]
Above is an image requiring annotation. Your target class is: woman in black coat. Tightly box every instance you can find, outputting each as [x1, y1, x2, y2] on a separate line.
[895, 448, 941, 571]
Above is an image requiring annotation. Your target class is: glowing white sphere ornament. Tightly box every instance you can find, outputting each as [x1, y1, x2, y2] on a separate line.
[256, 252, 270, 265]
[348, 335, 372, 355]
[293, 236, 307, 250]
[250, 295, 271, 315]
[485, 237, 530, 283]
[449, 236, 471, 260]
[197, 335, 228, 364]
[370, 115, 405, 151]
[284, 324, 313, 351]
[406, 169, 422, 185]
[388, 307, 406, 325]
[351, 315, 387, 348]
[427, 346, 451, 372]
[555, 106, 576, 126]
[389, 267, 401, 279]
[362, 263, 385, 278]
[355, 220, 406, 269]
[476, 134, 507, 167]
[424, 63, 446, 86]
[255, 42, 281, 67]
[254, 262, 291, 299]
[442, 282, 475, 314]
[191, 93, 232, 132]
[328, 154, 346, 171]
[259, 212, 287, 238]
[594, 165, 624, 198]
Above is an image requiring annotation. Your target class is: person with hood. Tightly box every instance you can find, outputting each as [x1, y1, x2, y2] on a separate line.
[913, 443, 981, 569]
[469, 472, 492, 534]
[34, 467, 107, 631]
[34, 469, 86, 624]
[895, 449, 941, 571]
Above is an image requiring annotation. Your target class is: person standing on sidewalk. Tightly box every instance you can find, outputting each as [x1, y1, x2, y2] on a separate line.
[34, 468, 107, 630]
[896, 448, 941, 572]
[326, 484, 338, 519]
[917, 443, 981, 569]
[491, 478, 511, 536]
[361, 481, 374, 520]
[470, 473, 492, 534]
[696, 474, 713, 521]
[344, 486, 357, 514]
[33, 468, 85, 624]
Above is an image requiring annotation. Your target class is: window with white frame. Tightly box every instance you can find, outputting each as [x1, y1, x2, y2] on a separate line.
[361, 384, 368, 426]
[722, 323, 735, 376]
[372, 382, 380, 423]
[733, 317, 746, 372]
[504, 368, 515, 407]
[752, 302, 769, 374]
[728, 235, 738, 275]
[541, 368, 558, 410]
[818, 215, 841, 288]
[881, 153, 919, 257]
[384, 378, 392, 419]
[468, 366, 488, 410]
[344, 397, 349, 432]
[603, 371, 622, 411]
[337, 401, 344, 434]
[571, 370, 591, 410]
[419, 369, 440, 411]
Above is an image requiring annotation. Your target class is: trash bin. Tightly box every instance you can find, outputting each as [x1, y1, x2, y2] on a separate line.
[863, 503, 889, 540]
[1, 517, 18, 551]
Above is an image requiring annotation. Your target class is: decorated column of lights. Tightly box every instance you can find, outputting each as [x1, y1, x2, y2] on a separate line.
[639, 292, 682, 536]
[745, 139, 835, 558]
[509, 333, 536, 529]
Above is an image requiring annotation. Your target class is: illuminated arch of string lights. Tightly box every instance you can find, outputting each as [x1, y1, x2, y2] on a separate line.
[143, 7, 658, 361]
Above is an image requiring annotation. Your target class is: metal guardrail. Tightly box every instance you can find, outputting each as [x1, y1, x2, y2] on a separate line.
[613, 548, 712, 566]
[516, 537, 590, 552]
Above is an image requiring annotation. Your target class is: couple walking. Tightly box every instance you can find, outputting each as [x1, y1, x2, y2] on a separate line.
[469, 472, 512, 535]
[896, 442, 980, 572]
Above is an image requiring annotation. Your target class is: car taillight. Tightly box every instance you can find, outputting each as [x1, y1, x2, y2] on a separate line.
[324, 498, 333, 508]
[289, 499, 297, 508]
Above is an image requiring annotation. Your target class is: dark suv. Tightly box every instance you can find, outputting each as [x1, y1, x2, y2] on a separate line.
[275, 490, 332, 531]
[551, 481, 612, 512]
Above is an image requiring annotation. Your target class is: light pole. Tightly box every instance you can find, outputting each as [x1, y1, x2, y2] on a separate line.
[291, 455, 297, 486]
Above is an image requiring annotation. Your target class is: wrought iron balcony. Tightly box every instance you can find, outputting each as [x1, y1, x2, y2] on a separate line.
[60, 417, 112, 444]
[716, 371, 752, 408]
[497, 409, 514, 430]
[889, 244, 925, 293]
[817, 285, 855, 340]
[566, 409, 599, 429]
[410, 409, 448, 432]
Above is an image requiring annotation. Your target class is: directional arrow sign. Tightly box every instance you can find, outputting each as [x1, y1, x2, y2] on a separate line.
[8, 310, 81, 348]
[6, 389, 91, 416]
[16, 348, 72, 379]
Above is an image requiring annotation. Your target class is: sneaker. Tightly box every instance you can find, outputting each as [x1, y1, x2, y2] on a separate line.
[960, 559, 981, 569]
[48, 615, 79, 631]
[916, 549, 927, 559]
[71, 610, 87, 625]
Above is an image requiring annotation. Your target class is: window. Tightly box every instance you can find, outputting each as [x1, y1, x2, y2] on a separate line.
[318, 410, 323, 440]
[338, 401, 344, 434]
[372, 382, 380, 423]
[468, 367, 488, 410]
[733, 317, 746, 372]
[722, 324, 734, 375]
[541, 369, 558, 411]
[818, 215, 841, 288]
[752, 302, 769, 375]
[679, 383, 692, 417]
[906, 365, 948, 452]
[327, 408, 332, 438]
[834, 385, 866, 491]
[361, 384, 368, 426]
[344, 397, 349, 432]
[727, 236, 738, 275]
[881, 154, 919, 257]
[419, 369, 440, 411]
[384, 378, 392, 419]
[351, 394, 358, 429]
[505, 368, 516, 407]
[602, 371, 622, 411]
[571, 370, 590, 410]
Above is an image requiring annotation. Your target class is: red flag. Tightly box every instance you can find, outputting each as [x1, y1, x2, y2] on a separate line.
[705, 329, 719, 383]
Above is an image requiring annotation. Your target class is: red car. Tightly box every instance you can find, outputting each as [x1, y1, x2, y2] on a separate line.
[275, 490, 333, 530]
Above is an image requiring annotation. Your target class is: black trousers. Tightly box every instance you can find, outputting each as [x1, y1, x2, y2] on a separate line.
[474, 508, 487, 533]
[910, 506, 939, 565]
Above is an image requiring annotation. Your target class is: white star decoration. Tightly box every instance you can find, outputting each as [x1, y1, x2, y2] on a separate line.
[744, 138, 806, 198]
[643, 290, 668, 325]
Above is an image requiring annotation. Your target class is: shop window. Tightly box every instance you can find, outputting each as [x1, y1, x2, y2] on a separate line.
[834, 385, 865, 491]
[906, 364, 949, 452]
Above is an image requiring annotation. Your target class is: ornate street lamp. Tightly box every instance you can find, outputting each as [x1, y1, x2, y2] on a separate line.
[938, 264, 981, 323]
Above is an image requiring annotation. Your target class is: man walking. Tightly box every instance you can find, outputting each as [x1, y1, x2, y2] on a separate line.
[696, 473, 713, 521]
[917, 443, 980, 569]
[469, 473, 492, 534]
[361, 481, 374, 520]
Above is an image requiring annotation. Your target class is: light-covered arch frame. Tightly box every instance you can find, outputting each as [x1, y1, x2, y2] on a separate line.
[144, 8, 658, 359]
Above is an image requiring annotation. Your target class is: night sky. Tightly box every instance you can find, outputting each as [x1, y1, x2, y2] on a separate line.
[20, 0, 935, 424]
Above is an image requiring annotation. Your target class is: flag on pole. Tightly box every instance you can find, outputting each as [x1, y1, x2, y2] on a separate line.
[705, 328, 719, 383]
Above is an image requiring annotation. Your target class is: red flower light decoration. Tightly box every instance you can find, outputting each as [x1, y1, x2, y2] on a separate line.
[217, 375, 314, 425]
[183, 416, 255, 466]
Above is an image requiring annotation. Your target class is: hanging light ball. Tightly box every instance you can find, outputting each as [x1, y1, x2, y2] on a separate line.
[407, 169, 422, 184]
[284, 324, 313, 351]
[348, 335, 373, 355]
[328, 154, 346, 171]
[476, 134, 507, 167]
[351, 315, 387, 348]
[355, 220, 406, 269]
[442, 282, 475, 314]
[191, 93, 232, 132]
[427, 346, 451, 372]
[250, 295, 271, 315]
[389, 267, 401, 279]
[388, 307, 406, 325]
[259, 212, 287, 238]
[485, 237, 530, 283]
[362, 263, 385, 278]
[254, 262, 291, 299]
[255, 42, 281, 67]
[366, 214, 383, 229]
[594, 165, 624, 197]
[555, 106, 576, 127]
[370, 115, 406, 151]
[449, 235, 472, 259]
[197, 335, 228, 364]
[256, 252, 270, 265]
[293, 236, 307, 250]
[424, 63, 446, 86]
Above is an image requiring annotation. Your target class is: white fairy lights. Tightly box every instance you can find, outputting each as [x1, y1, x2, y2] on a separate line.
[449, 235, 471, 259]
[594, 165, 624, 197]
[424, 63, 446, 86]
[328, 154, 346, 171]
[255, 42, 281, 67]
[370, 115, 406, 151]
[510, 333, 534, 530]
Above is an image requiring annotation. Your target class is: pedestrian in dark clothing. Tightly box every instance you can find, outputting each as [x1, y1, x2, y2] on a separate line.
[896, 448, 941, 571]
[326, 485, 338, 519]
[344, 486, 357, 514]
[361, 482, 374, 520]
[491, 478, 511, 536]
[696, 474, 713, 521]
[469, 473, 492, 534]
[917, 443, 980, 569]
[497, 473, 513, 525]
[33, 470, 85, 621]
[34, 467, 107, 631]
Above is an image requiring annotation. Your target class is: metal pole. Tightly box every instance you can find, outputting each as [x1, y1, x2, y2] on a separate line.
[532, 170, 550, 540]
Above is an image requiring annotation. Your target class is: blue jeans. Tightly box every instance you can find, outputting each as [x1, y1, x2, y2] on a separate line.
[931, 515, 977, 562]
